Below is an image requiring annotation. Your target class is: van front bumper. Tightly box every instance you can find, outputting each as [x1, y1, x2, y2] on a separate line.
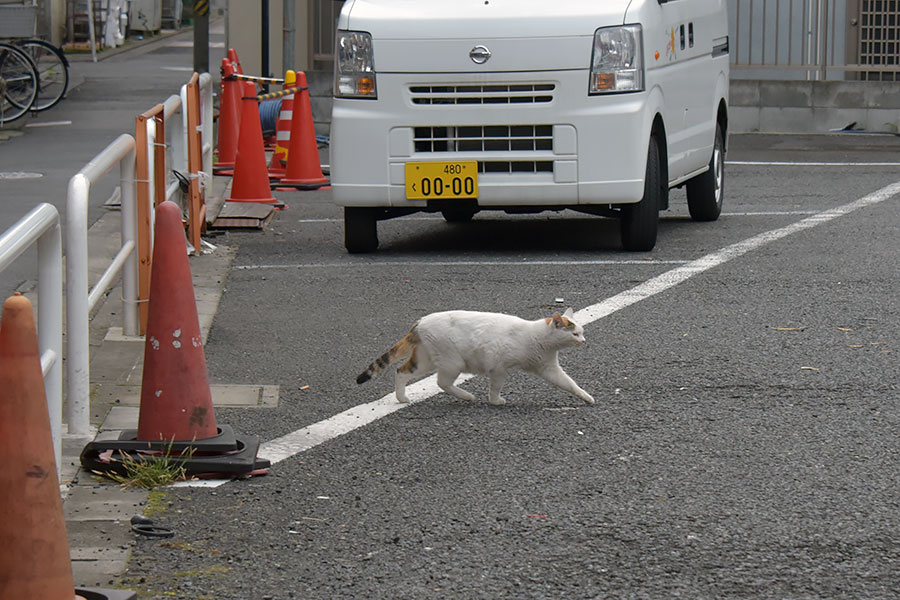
[330, 70, 650, 208]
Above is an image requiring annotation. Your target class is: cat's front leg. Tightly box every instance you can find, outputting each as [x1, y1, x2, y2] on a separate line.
[539, 364, 595, 405]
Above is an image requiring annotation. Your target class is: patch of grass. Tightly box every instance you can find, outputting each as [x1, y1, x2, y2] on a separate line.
[94, 441, 196, 490]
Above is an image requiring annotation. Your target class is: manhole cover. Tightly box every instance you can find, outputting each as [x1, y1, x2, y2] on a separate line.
[0, 172, 43, 180]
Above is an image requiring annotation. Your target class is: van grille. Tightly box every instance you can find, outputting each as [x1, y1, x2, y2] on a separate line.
[410, 83, 555, 105]
[414, 125, 554, 153]
[479, 161, 554, 174]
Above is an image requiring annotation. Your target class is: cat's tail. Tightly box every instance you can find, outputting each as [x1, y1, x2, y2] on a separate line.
[356, 326, 420, 384]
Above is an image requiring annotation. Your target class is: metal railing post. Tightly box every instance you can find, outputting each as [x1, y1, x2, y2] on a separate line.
[66, 134, 138, 436]
[0, 203, 64, 468]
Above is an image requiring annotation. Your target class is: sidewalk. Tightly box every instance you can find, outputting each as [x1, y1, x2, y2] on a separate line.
[8, 18, 252, 590]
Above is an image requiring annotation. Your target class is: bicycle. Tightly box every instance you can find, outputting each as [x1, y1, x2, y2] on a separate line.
[0, 41, 38, 125]
[12, 38, 68, 111]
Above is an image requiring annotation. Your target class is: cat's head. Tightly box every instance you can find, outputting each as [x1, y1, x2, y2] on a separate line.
[547, 308, 586, 347]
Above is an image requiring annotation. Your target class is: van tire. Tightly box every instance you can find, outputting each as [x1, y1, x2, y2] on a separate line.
[344, 207, 379, 253]
[620, 136, 661, 251]
[686, 124, 725, 221]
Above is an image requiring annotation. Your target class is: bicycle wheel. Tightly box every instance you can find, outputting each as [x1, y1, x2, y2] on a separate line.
[14, 39, 69, 111]
[0, 42, 38, 124]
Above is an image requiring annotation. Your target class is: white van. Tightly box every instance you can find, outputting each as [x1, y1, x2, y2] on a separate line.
[330, 0, 730, 253]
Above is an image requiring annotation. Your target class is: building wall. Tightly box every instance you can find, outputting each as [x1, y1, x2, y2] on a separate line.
[224, 0, 310, 80]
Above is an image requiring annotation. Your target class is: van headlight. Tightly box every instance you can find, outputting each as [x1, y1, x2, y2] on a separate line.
[589, 24, 643, 94]
[335, 30, 377, 99]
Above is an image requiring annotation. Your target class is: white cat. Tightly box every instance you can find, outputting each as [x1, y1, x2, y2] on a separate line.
[357, 308, 595, 405]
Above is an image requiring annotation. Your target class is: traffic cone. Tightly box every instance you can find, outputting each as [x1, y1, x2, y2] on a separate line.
[278, 71, 329, 189]
[228, 48, 243, 75]
[268, 70, 297, 178]
[137, 201, 218, 442]
[226, 81, 278, 204]
[214, 58, 241, 175]
[0, 293, 75, 599]
[80, 201, 272, 479]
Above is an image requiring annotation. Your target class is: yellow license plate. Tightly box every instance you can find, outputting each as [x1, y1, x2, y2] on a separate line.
[405, 161, 478, 200]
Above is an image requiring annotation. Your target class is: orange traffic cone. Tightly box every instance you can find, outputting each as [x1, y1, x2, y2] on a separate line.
[226, 81, 277, 204]
[214, 58, 241, 175]
[137, 201, 218, 442]
[0, 293, 75, 599]
[278, 71, 329, 189]
[228, 48, 243, 75]
[268, 70, 297, 178]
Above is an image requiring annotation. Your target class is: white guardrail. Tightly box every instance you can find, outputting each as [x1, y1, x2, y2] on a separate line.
[0, 72, 214, 458]
[0, 203, 64, 468]
[65, 133, 139, 437]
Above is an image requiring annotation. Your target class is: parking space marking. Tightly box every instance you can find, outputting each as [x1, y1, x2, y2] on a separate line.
[235, 259, 690, 270]
[295, 211, 817, 224]
[728, 160, 900, 167]
[180, 180, 900, 487]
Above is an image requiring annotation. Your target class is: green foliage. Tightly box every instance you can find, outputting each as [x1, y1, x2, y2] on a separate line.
[95, 441, 196, 489]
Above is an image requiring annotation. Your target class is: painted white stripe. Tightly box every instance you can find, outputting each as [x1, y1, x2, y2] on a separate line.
[293, 211, 819, 224]
[727, 160, 900, 167]
[180, 180, 900, 487]
[276, 131, 291, 140]
[160, 66, 194, 72]
[25, 120, 72, 128]
[278, 110, 293, 120]
[167, 40, 226, 48]
[234, 259, 690, 270]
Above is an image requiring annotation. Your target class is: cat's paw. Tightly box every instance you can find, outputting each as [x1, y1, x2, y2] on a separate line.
[396, 395, 410, 403]
[488, 396, 506, 406]
[582, 394, 595, 405]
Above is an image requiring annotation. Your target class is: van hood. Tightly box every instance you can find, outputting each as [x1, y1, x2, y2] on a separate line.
[341, 0, 633, 39]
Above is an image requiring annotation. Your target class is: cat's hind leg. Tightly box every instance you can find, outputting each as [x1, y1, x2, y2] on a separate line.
[436, 369, 476, 402]
[538, 364, 595, 405]
[394, 349, 433, 403]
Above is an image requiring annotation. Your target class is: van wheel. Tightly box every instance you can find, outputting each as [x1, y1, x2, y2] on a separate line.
[344, 207, 379, 253]
[441, 207, 477, 223]
[686, 123, 725, 221]
[620, 135, 661, 251]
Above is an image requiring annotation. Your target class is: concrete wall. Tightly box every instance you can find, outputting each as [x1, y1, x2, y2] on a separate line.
[730, 80, 900, 134]
[224, 0, 310, 82]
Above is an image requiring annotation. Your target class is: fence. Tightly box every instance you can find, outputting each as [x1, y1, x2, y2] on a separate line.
[0, 203, 64, 468]
[65, 134, 139, 437]
[730, 0, 900, 81]
[1, 70, 213, 464]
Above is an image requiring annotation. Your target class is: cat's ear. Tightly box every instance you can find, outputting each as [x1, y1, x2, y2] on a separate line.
[551, 312, 564, 328]
[563, 307, 574, 320]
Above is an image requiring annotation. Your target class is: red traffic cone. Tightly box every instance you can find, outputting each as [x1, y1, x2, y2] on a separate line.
[268, 70, 297, 178]
[226, 81, 278, 204]
[228, 48, 243, 74]
[137, 202, 218, 442]
[0, 293, 75, 599]
[214, 58, 241, 174]
[278, 71, 329, 189]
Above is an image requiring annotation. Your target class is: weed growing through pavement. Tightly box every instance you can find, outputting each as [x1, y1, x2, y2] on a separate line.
[95, 440, 196, 489]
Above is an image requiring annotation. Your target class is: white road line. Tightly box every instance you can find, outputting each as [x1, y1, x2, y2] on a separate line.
[234, 259, 690, 270]
[727, 160, 900, 167]
[295, 211, 817, 224]
[179, 180, 900, 487]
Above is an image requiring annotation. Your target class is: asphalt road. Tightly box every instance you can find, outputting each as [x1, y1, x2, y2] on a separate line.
[122, 134, 900, 599]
